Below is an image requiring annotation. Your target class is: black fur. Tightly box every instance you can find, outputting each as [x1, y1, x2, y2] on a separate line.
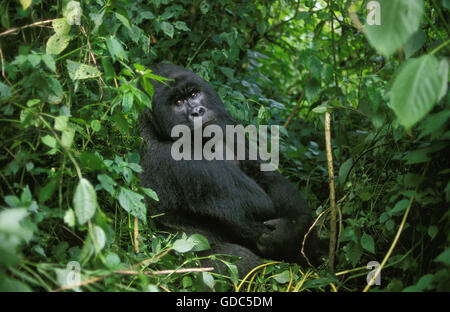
[139, 63, 320, 275]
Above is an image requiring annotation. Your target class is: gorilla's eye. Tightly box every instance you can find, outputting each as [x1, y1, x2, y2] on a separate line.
[191, 92, 197, 98]
[175, 99, 183, 106]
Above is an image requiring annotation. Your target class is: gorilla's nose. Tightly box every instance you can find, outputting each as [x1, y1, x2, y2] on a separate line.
[190, 106, 207, 117]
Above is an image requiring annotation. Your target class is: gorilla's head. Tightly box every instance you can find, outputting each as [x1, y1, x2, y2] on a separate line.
[144, 63, 235, 141]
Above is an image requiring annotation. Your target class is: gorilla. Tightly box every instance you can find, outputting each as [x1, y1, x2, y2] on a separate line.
[139, 63, 321, 275]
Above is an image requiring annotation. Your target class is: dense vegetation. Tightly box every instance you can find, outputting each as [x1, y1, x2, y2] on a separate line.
[0, 0, 448, 292]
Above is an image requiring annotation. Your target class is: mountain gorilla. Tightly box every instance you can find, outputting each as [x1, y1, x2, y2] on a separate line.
[139, 63, 321, 275]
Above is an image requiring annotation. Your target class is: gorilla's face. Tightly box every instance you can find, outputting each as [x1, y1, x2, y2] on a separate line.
[148, 64, 233, 141]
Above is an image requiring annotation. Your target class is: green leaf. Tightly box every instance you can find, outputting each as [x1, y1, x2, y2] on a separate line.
[305, 78, 321, 103]
[54, 116, 68, 131]
[365, 0, 424, 57]
[52, 18, 71, 35]
[97, 174, 117, 196]
[391, 199, 410, 215]
[172, 237, 195, 253]
[20, 0, 32, 10]
[46, 33, 72, 55]
[91, 120, 101, 132]
[64, 208, 76, 227]
[26, 99, 40, 107]
[199, 0, 210, 14]
[202, 272, 215, 289]
[339, 158, 353, 185]
[435, 247, 450, 266]
[427, 225, 438, 240]
[390, 55, 448, 129]
[0, 81, 11, 100]
[403, 30, 426, 59]
[141, 187, 159, 202]
[118, 187, 147, 222]
[66, 60, 101, 80]
[39, 177, 57, 203]
[28, 54, 41, 67]
[272, 270, 291, 284]
[418, 110, 450, 139]
[91, 225, 106, 253]
[189, 234, 211, 252]
[42, 54, 56, 72]
[41, 135, 57, 148]
[73, 178, 98, 225]
[307, 56, 322, 80]
[160, 21, 174, 38]
[174, 21, 190, 32]
[105, 252, 121, 269]
[65, 1, 82, 25]
[361, 232, 375, 254]
[45, 77, 64, 104]
[0, 208, 33, 241]
[105, 36, 128, 62]
[61, 127, 75, 147]
[115, 13, 132, 30]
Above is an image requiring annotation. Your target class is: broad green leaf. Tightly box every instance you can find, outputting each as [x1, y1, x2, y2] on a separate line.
[390, 55, 448, 129]
[91, 120, 101, 132]
[428, 226, 438, 240]
[305, 78, 321, 103]
[365, 0, 424, 57]
[115, 13, 132, 30]
[141, 187, 159, 202]
[404, 31, 426, 59]
[41, 135, 57, 148]
[65, 1, 82, 25]
[0, 208, 33, 241]
[403, 150, 430, 164]
[66, 60, 101, 80]
[272, 270, 291, 284]
[0, 81, 11, 100]
[46, 33, 72, 55]
[54, 116, 68, 131]
[312, 104, 328, 114]
[91, 225, 106, 253]
[26, 99, 40, 107]
[160, 21, 174, 38]
[45, 77, 64, 104]
[64, 208, 76, 227]
[199, 0, 210, 14]
[418, 110, 450, 139]
[391, 199, 410, 215]
[307, 56, 322, 80]
[61, 127, 75, 147]
[105, 36, 128, 62]
[105, 252, 121, 269]
[339, 158, 353, 185]
[202, 272, 215, 289]
[19, 0, 32, 10]
[42, 54, 56, 72]
[174, 21, 190, 32]
[118, 187, 147, 222]
[435, 247, 450, 266]
[97, 174, 117, 196]
[172, 237, 195, 253]
[361, 232, 375, 254]
[52, 18, 71, 35]
[73, 178, 98, 225]
[27, 54, 41, 67]
[190, 234, 211, 252]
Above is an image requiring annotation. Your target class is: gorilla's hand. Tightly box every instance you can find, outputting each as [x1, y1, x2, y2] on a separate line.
[256, 215, 311, 262]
